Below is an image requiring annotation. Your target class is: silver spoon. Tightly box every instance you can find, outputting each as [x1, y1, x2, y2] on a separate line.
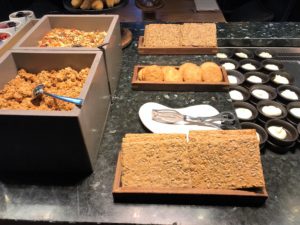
[33, 84, 84, 107]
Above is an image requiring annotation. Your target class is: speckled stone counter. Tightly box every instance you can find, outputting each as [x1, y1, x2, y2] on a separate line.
[0, 22, 300, 225]
[125, 22, 300, 47]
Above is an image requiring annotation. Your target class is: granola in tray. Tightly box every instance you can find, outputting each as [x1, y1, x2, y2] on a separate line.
[38, 28, 107, 48]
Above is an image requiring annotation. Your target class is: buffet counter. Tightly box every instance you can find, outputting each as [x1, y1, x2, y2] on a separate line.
[0, 22, 299, 225]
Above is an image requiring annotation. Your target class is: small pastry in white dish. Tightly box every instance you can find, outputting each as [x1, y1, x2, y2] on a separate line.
[262, 105, 282, 117]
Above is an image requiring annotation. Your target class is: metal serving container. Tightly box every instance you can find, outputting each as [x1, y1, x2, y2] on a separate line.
[0, 50, 110, 174]
[14, 15, 122, 95]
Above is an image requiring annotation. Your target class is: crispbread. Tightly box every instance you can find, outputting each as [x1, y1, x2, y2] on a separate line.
[181, 23, 217, 47]
[143, 23, 217, 48]
[188, 131, 265, 189]
[144, 24, 181, 47]
[189, 129, 257, 142]
[123, 133, 186, 143]
[121, 131, 265, 190]
[121, 140, 191, 188]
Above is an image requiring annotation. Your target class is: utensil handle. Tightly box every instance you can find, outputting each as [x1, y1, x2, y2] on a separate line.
[44, 92, 84, 107]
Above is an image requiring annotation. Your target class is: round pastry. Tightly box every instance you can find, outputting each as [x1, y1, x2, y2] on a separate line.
[179, 63, 196, 75]
[138, 65, 163, 81]
[162, 66, 183, 82]
[200, 62, 223, 82]
[180, 63, 202, 82]
[161, 66, 175, 75]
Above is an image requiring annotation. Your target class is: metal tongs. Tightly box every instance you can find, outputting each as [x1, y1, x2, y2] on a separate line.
[152, 109, 236, 129]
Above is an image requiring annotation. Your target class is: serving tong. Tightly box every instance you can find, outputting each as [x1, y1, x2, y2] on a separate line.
[152, 109, 236, 129]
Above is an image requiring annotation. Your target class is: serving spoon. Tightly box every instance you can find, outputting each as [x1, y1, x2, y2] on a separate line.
[33, 84, 84, 107]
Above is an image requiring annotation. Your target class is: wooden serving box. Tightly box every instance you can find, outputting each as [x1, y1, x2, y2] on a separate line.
[131, 65, 229, 91]
[14, 15, 122, 95]
[138, 36, 218, 55]
[113, 152, 268, 206]
[0, 50, 110, 175]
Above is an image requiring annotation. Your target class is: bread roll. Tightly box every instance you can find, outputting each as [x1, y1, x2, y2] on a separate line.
[138, 65, 163, 82]
[71, 0, 83, 8]
[106, 0, 114, 7]
[179, 63, 202, 82]
[162, 67, 183, 82]
[91, 0, 104, 10]
[200, 62, 223, 82]
[80, 0, 92, 9]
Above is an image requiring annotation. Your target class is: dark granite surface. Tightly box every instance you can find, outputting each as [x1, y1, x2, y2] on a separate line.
[0, 23, 300, 225]
[125, 22, 300, 47]
[218, 22, 300, 47]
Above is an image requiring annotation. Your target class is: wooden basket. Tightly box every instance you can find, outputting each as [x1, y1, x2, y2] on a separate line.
[112, 152, 268, 206]
[131, 65, 229, 91]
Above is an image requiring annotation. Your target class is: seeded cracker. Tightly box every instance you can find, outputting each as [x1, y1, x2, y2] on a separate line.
[122, 140, 191, 188]
[144, 24, 181, 47]
[181, 23, 217, 47]
[121, 130, 265, 190]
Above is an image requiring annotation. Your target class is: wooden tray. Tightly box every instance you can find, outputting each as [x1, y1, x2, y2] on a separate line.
[131, 65, 229, 91]
[138, 36, 218, 55]
[112, 152, 268, 206]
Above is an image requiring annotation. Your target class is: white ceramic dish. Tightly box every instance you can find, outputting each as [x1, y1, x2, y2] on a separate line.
[139, 102, 220, 134]
[9, 10, 35, 24]
[0, 20, 21, 34]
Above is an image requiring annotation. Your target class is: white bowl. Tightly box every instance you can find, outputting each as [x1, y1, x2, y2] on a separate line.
[0, 31, 12, 45]
[0, 20, 21, 34]
[9, 10, 35, 24]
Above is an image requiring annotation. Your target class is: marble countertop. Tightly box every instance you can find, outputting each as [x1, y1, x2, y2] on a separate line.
[0, 22, 300, 225]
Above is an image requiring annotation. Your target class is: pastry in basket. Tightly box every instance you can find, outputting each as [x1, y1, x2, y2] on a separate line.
[138, 65, 164, 82]
[106, 0, 115, 7]
[200, 62, 223, 82]
[162, 66, 183, 82]
[80, 0, 92, 9]
[179, 63, 202, 82]
[71, 0, 107, 10]
[71, 0, 83, 8]
[91, 0, 104, 9]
